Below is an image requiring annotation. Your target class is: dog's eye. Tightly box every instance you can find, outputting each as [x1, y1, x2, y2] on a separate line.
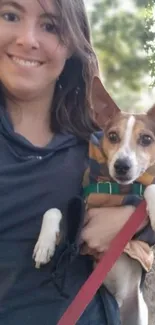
[139, 134, 153, 147]
[108, 132, 120, 143]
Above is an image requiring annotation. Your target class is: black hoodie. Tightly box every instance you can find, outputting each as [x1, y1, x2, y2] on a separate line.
[0, 106, 120, 325]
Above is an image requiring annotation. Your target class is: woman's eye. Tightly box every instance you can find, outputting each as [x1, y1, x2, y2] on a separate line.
[1, 12, 19, 22]
[42, 23, 57, 34]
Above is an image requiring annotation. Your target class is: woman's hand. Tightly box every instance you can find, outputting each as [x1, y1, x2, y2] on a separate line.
[80, 206, 148, 258]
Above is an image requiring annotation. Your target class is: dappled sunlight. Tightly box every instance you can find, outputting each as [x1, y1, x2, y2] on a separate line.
[85, 0, 155, 112]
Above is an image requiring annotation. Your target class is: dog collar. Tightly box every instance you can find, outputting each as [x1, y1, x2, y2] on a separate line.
[83, 182, 145, 197]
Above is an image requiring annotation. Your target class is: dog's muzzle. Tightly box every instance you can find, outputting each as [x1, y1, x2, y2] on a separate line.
[114, 158, 132, 182]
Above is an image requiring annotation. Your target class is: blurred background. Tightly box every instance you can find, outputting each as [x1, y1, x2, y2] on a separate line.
[84, 0, 155, 112]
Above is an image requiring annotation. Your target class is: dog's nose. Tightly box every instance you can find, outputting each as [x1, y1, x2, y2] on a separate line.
[114, 159, 131, 175]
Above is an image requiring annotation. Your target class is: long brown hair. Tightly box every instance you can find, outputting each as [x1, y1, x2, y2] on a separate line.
[49, 0, 99, 139]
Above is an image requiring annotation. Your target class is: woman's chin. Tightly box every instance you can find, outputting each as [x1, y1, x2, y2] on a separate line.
[4, 83, 43, 102]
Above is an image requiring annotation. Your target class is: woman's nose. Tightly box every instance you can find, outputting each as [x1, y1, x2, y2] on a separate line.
[16, 25, 39, 50]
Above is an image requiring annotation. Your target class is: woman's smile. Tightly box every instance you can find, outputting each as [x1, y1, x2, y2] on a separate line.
[7, 53, 44, 69]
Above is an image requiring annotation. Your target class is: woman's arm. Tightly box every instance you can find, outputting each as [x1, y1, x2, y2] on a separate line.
[80, 206, 148, 256]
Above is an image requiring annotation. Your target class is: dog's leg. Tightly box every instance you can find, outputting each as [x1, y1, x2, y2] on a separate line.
[144, 184, 155, 230]
[120, 280, 148, 325]
[104, 253, 148, 325]
[120, 288, 148, 325]
[33, 208, 62, 268]
[119, 255, 148, 325]
[103, 254, 132, 307]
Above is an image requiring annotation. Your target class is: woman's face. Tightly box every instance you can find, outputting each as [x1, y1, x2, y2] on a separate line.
[0, 0, 71, 100]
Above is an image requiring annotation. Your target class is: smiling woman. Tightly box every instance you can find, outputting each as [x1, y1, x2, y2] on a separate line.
[0, 1, 121, 325]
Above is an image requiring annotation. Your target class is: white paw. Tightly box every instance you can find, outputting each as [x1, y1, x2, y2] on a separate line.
[33, 208, 62, 268]
[144, 185, 155, 231]
[33, 234, 57, 268]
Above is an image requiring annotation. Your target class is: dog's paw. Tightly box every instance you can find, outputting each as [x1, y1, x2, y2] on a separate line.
[33, 234, 57, 268]
[144, 185, 155, 231]
[32, 208, 62, 268]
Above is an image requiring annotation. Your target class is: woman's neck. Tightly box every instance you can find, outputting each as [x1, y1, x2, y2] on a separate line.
[5, 92, 54, 147]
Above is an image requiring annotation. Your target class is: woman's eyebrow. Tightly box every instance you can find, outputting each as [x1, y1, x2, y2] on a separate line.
[0, 1, 25, 12]
[0, 1, 59, 22]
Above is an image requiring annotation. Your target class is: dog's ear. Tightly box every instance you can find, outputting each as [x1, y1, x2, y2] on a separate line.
[91, 76, 120, 127]
[147, 104, 155, 119]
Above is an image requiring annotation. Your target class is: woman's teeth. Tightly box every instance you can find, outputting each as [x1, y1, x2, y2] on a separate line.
[11, 56, 41, 67]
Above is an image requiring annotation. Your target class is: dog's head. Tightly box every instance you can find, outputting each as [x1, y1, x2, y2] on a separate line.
[92, 76, 155, 184]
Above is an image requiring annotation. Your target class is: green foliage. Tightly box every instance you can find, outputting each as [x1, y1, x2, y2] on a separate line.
[145, 0, 155, 86]
[88, 0, 154, 111]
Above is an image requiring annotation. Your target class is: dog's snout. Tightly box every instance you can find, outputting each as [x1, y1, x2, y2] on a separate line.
[114, 159, 131, 176]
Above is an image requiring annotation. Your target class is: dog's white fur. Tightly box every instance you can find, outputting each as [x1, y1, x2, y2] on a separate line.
[33, 208, 62, 268]
[103, 253, 148, 325]
[33, 116, 155, 325]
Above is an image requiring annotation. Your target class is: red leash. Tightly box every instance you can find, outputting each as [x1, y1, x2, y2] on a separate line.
[58, 200, 146, 325]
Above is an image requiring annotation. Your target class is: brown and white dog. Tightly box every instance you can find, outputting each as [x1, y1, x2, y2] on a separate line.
[33, 77, 155, 325]
[90, 77, 155, 325]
